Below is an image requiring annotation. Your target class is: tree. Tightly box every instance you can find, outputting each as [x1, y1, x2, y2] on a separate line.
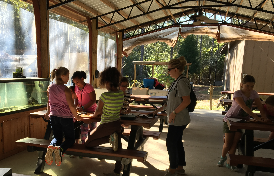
[177, 34, 199, 78]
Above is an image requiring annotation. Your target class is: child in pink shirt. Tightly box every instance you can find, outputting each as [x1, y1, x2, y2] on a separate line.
[217, 75, 267, 171]
[45, 67, 80, 166]
[72, 71, 97, 144]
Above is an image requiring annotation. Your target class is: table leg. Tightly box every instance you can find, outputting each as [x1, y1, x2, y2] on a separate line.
[159, 118, 164, 132]
[244, 129, 255, 175]
[34, 120, 52, 174]
[122, 125, 141, 176]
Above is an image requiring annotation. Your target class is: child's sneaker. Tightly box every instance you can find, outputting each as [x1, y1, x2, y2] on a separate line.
[165, 169, 177, 176]
[175, 168, 185, 175]
[109, 132, 118, 152]
[54, 146, 63, 166]
[45, 145, 55, 165]
[217, 156, 227, 167]
[226, 163, 239, 172]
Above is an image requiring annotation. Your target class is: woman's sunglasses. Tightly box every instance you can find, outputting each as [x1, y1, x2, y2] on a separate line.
[168, 68, 175, 72]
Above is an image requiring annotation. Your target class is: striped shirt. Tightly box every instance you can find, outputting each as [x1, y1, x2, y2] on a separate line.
[100, 90, 124, 124]
[48, 84, 73, 118]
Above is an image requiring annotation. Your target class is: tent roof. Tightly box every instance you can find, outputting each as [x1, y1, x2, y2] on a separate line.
[25, 0, 274, 39]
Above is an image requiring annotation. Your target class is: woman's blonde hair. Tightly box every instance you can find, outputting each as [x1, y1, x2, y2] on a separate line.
[50, 67, 69, 82]
[168, 56, 187, 72]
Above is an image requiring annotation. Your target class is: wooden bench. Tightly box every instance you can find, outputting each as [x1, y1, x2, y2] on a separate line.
[16, 138, 147, 162]
[222, 111, 261, 117]
[123, 129, 161, 140]
[230, 155, 274, 168]
[129, 105, 158, 110]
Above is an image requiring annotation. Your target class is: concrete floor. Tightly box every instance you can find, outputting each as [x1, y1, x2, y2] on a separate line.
[1, 109, 274, 176]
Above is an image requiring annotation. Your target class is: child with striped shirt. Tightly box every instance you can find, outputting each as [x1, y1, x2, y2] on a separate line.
[85, 67, 124, 151]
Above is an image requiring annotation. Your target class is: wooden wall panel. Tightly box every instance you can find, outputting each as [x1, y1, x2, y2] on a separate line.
[242, 40, 254, 74]
[0, 107, 46, 161]
[228, 41, 245, 92]
[266, 42, 274, 93]
[29, 117, 47, 139]
[256, 41, 269, 93]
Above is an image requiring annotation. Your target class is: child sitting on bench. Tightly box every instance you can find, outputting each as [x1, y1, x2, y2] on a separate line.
[45, 67, 81, 166]
[263, 95, 274, 140]
[85, 67, 124, 151]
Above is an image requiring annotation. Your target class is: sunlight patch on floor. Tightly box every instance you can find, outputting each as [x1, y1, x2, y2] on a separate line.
[44, 169, 57, 176]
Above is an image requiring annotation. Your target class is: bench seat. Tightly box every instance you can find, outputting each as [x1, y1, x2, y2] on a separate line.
[123, 129, 161, 140]
[129, 105, 158, 110]
[222, 111, 261, 117]
[230, 155, 274, 168]
[16, 138, 147, 162]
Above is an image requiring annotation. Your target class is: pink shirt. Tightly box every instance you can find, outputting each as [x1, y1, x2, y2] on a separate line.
[224, 90, 259, 122]
[75, 83, 97, 112]
[48, 84, 73, 118]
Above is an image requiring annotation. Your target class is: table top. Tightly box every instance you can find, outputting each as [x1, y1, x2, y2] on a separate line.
[227, 118, 274, 131]
[29, 110, 158, 129]
[221, 91, 274, 96]
[130, 95, 167, 100]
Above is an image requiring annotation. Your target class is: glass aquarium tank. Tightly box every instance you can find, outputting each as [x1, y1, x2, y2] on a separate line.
[0, 78, 49, 116]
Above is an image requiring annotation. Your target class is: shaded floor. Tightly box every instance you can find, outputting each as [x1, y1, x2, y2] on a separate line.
[1, 109, 274, 176]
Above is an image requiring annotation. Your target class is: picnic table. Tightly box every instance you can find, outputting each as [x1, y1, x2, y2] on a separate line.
[221, 91, 274, 96]
[17, 110, 159, 176]
[130, 95, 167, 107]
[227, 118, 274, 175]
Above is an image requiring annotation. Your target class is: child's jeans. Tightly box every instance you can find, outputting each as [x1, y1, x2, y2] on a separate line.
[166, 125, 187, 169]
[85, 120, 122, 174]
[50, 116, 75, 153]
[81, 122, 97, 144]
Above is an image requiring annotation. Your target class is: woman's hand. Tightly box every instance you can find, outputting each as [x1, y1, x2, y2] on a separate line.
[44, 112, 49, 120]
[169, 112, 176, 123]
[75, 115, 81, 121]
[252, 114, 263, 122]
[76, 106, 84, 112]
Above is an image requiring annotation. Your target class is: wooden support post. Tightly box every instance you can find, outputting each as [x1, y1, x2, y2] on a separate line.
[134, 64, 136, 87]
[88, 18, 98, 88]
[116, 31, 123, 72]
[152, 65, 154, 78]
[210, 85, 213, 110]
[33, 0, 49, 78]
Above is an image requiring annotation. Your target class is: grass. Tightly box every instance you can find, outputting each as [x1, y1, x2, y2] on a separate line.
[193, 85, 225, 111]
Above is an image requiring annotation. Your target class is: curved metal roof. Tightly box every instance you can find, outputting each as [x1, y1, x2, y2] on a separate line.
[35, 0, 274, 39]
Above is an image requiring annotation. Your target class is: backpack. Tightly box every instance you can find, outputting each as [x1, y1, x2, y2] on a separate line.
[172, 75, 197, 112]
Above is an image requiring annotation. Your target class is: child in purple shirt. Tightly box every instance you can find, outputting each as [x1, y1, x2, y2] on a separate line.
[45, 67, 81, 166]
[217, 75, 267, 171]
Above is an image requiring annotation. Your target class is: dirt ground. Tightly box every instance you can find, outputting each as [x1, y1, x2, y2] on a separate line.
[193, 85, 225, 111]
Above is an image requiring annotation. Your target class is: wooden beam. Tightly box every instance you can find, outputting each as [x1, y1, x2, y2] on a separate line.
[32, 0, 42, 78]
[116, 32, 123, 72]
[49, 0, 118, 32]
[129, 0, 154, 21]
[155, 0, 169, 18]
[87, 17, 93, 85]
[159, 0, 177, 22]
[34, 0, 50, 78]
[177, 0, 185, 12]
[91, 18, 98, 88]
[100, 0, 140, 25]
[72, 1, 125, 29]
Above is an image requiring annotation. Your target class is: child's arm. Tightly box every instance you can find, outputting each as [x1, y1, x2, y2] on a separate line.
[44, 90, 50, 120]
[79, 91, 96, 111]
[93, 99, 104, 117]
[65, 87, 81, 120]
[235, 97, 260, 121]
[254, 98, 268, 121]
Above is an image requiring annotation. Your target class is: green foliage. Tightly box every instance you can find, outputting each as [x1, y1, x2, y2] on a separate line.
[177, 34, 199, 75]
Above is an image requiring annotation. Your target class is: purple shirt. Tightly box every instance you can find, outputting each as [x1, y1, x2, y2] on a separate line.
[224, 90, 259, 122]
[75, 83, 97, 112]
[48, 84, 73, 118]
